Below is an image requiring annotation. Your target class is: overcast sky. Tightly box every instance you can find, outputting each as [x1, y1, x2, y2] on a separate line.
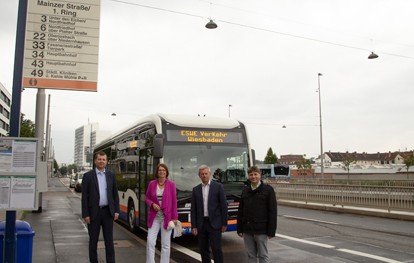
[1, 0, 414, 165]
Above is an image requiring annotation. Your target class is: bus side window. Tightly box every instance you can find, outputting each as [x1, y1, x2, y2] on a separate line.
[127, 161, 136, 172]
[108, 161, 117, 173]
[119, 161, 126, 172]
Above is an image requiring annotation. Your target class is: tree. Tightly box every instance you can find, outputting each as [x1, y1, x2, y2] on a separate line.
[20, 113, 35, 137]
[404, 154, 414, 173]
[296, 156, 312, 178]
[53, 159, 59, 174]
[342, 155, 355, 173]
[342, 155, 355, 182]
[67, 164, 79, 174]
[59, 165, 68, 176]
[264, 147, 278, 164]
[59, 163, 79, 176]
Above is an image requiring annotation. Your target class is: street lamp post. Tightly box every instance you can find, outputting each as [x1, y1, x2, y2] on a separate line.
[317, 73, 324, 180]
[228, 104, 232, 118]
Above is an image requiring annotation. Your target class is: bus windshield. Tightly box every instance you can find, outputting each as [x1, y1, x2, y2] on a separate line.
[162, 144, 249, 200]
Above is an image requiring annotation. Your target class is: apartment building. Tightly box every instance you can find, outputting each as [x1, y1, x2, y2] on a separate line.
[324, 151, 414, 167]
[0, 82, 11, 136]
[73, 123, 111, 169]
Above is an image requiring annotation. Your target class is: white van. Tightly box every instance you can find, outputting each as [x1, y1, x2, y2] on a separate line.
[69, 173, 78, 188]
[74, 172, 85, 192]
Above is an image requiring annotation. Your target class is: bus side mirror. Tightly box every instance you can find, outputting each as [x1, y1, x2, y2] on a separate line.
[153, 134, 164, 158]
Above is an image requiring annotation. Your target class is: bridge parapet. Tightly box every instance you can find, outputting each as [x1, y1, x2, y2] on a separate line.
[270, 181, 414, 220]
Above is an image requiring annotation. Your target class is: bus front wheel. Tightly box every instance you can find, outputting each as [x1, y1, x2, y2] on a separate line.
[128, 202, 137, 233]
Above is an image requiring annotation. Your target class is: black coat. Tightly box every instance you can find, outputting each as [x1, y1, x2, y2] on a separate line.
[237, 181, 277, 237]
[81, 169, 120, 220]
[191, 180, 228, 230]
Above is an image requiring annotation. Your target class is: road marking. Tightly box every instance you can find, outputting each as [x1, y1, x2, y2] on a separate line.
[171, 242, 203, 261]
[277, 234, 403, 263]
[283, 215, 338, 225]
[337, 249, 403, 263]
[114, 222, 183, 263]
[277, 234, 335, 248]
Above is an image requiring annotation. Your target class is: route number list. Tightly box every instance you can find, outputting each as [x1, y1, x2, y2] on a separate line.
[22, 0, 101, 91]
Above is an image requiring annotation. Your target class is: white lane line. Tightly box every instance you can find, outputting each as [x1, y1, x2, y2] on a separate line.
[277, 234, 403, 263]
[115, 222, 181, 263]
[337, 249, 403, 263]
[171, 242, 202, 261]
[276, 234, 335, 248]
[283, 215, 338, 225]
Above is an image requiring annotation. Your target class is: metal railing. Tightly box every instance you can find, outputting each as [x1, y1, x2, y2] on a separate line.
[270, 182, 414, 213]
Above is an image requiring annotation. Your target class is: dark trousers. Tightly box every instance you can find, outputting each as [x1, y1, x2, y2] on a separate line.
[88, 206, 115, 263]
[197, 218, 224, 263]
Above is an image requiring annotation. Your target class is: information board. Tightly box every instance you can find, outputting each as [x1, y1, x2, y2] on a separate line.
[22, 0, 101, 91]
[0, 138, 38, 210]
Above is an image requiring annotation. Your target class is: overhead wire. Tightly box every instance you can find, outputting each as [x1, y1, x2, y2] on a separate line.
[200, 0, 414, 50]
[107, 0, 414, 60]
[216, 19, 414, 59]
[109, 0, 204, 20]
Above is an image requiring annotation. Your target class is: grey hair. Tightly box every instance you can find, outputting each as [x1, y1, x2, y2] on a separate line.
[198, 164, 210, 173]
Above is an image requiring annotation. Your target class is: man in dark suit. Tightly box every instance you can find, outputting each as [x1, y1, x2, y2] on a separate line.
[82, 151, 120, 263]
[191, 165, 228, 263]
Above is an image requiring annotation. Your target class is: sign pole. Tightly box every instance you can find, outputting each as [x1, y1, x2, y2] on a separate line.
[34, 89, 46, 213]
[6, 0, 28, 262]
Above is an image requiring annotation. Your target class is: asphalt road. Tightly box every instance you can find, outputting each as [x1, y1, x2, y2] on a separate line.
[63, 177, 414, 263]
[171, 200, 414, 262]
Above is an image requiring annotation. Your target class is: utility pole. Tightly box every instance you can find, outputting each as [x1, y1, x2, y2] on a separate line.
[317, 73, 324, 180]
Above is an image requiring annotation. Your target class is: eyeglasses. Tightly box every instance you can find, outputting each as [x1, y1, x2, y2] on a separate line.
[158, 169, 167, 172]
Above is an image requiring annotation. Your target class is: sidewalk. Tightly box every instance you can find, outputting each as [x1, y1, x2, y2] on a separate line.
[2, 178, 162, 263]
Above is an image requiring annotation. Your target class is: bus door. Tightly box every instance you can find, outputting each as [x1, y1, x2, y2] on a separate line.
[138, 149, 154, 228]
[138, 151, 147, 228]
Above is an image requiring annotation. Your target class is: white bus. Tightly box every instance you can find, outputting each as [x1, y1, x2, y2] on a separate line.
[257, 164, 291, 180]
[93, 113, 254, 235]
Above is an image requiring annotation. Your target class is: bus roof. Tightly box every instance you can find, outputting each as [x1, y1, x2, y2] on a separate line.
[95, 113, 244, 148]
[159, 113, 242, 129]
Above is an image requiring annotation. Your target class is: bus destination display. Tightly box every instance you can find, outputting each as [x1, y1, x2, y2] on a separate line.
[22, 0, 101, 91]
[166, 129, 244, 144]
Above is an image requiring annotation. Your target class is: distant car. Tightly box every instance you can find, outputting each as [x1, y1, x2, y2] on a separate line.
[74, 172, 85, 192]
[69, 173, 78, 188]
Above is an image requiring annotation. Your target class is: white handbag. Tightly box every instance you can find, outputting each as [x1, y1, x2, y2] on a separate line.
[173, 220, 183, 238]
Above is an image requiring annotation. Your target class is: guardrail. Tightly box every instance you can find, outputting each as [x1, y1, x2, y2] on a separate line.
[270, 182, 414, 213]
